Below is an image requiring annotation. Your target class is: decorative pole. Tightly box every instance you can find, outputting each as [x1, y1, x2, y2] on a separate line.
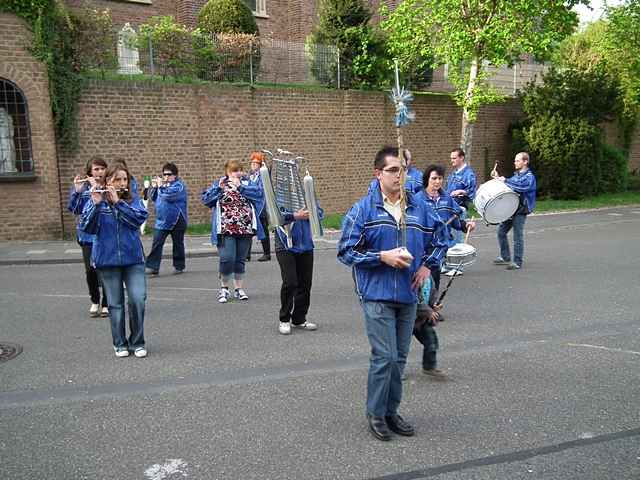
[390, 59, 415, 247]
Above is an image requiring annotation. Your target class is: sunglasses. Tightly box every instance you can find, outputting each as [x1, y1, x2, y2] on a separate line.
[162, 172, 174, 176]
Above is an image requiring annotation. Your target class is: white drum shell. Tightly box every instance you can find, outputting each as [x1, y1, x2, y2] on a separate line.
[473, 179, 520, 225]
[445, 243, 477, 268]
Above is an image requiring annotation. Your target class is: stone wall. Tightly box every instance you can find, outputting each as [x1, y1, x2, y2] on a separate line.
[0, 13, 61, 240]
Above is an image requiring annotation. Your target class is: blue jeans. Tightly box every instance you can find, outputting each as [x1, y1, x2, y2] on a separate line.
[453, 205, 467, 244]
[98, 264, 146, 350]
[218, 235, 252, 281]
[361, 300, 417, 417]
[145, 215, 186, 272]
[498, 213, 527, 266]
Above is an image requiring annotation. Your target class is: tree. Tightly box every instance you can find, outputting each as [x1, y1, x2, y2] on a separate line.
[381, 0, 580, 162]
[307, 0, 375, 88]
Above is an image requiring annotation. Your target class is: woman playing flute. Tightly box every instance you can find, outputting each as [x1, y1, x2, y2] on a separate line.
[67, 156, 109, 318]
[80, 162, 149, 358]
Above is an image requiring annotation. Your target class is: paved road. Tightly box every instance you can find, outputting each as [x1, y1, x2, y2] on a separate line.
[1, 207, 640, 479]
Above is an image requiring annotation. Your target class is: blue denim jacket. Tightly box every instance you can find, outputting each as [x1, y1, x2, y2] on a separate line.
[67, 184, 96, 245]
[505, 169, 537, 213]
[338, 183, 446, 304]
[445, 164, 477, 206]
[80, 197, 148, 268]
[201, 176, 266, 247]
[150, 178, 188, 230]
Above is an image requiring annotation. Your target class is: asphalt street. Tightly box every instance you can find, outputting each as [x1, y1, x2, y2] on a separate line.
[1, 206, 640, 479]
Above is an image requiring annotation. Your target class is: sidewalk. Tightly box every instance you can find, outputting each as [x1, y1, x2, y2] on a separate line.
[0, 231, 342, 266]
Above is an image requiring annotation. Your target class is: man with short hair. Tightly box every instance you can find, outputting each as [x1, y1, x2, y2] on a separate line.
[145, 162, 188, 275]
[338, 146, 446, 441]
[493, 152, 537, 270]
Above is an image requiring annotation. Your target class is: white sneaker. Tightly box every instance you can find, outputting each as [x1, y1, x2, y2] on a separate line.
[292, 321, 318, 331]
[218, 288, 230, 303]
[114, 347, 129, 358]
[89, 303, 100, 317]
[234, 288, 249, 300]
[100, 306, 109, 317]
[134, 347, 147, 358]
[278, 322, 292, 335]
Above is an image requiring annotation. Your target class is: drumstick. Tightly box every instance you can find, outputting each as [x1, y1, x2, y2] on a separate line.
[436, 260, 463, 306]
[464, 216, 475, 243]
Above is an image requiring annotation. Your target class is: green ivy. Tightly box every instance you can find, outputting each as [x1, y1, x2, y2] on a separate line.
[2, 0, 83, 149]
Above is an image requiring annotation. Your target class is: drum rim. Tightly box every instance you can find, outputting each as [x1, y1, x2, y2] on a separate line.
[480, 191, 519, 224]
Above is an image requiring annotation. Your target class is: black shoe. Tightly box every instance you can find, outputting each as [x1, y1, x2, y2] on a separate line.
[368, 415, 392, 441]
[246, 256, 251, 261]
[257, 254, 271, 262]
[385, 414, 415, 436]
[145, 268, 159, 275]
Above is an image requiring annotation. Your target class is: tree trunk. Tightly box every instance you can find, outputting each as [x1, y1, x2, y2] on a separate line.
[460, 57, 479, 164]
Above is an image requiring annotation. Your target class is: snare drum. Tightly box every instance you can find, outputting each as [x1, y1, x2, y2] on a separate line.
[445, 243, 477, 269]
[473, 179, 520, 225]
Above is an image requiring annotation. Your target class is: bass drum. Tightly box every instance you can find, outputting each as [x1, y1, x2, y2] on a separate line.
[473, 179, 519, 225]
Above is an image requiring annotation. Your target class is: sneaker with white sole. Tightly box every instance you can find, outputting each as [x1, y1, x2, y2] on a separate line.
[134, 347, 147, 358]
[506, 262, 521, 270]
[218, 287, 230, 303]
[114, 347, 129, 357]
[89, 303, 100, 317]
[100, 306, 109, 317]
[493, 256, 510, 265]
[292, 321, 318, 331]
[278, 322, 292, 335]
[234, 288, 249, 300]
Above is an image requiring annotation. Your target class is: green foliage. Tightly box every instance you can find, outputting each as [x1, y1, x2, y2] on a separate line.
[520, 66, 621, 125]
[307, 0, 379, 89]
[138, 16, 197, 79]
[525, 115, 601, 199]
[0, 0, 52, 23]
[600, 143, 629, 193]
[381, 0, 579, 136]
[197, 0, 258, 35]
[71, 6, 117, 77]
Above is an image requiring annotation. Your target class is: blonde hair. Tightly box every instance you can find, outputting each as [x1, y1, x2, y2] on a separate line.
[224, 159, 243, 175]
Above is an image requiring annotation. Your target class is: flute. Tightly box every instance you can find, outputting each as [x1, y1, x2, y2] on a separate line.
[91, 188, 128, 193]
[73, 177, 91, 184]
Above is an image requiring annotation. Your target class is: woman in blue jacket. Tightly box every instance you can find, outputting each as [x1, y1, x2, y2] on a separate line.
[68, 156, 109, 318]
[202, 159, 265, 304]
[80, 162, 149, 358]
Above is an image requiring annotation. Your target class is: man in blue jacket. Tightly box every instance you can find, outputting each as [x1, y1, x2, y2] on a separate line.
[145, 163, 188, 275]
[338, 146, 446, 441]
[493, 152, 537, 270]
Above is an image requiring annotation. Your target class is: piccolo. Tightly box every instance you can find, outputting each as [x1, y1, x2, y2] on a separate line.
[73, 177, 91, 184]
[91, 188, 128, 193]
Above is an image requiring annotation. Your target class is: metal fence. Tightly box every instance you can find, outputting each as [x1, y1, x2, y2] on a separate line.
[111, 34, 546, 95]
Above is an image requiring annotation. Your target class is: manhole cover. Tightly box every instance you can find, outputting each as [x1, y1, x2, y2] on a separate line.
[0, 342, 23, 363]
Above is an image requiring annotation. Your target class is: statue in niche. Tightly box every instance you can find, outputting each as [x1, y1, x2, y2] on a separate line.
[0, 107, 17, 174]
[117, 23, 143, 75]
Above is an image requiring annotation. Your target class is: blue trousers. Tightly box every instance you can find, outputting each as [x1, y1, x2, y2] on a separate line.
[498, 213, 527, 266]
[361, 300, 416, 417]
[145, 215, 186, 272]
[98, 264, 146, 350]
[218, 234, 252, 282]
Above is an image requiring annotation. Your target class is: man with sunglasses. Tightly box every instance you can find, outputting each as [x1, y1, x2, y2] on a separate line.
[145, 162, 188, 275]
[338, 146, 446, 441]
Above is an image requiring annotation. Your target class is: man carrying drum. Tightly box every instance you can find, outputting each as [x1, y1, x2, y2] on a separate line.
[492, 152, 537, 270]
[445, 148, 477, 276]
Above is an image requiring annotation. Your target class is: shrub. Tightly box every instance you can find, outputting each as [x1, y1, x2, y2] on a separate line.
[137, 16, 196, 79]
[600, 143, 629, 193]
[525, 115, 602, 199]
[70, 6, 117, 77]
[194, 31, 258, 82]
[197, 0, 258, 35]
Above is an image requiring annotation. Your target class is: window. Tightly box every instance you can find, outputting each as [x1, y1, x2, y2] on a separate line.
[245, 0, 267, 17]
[0, 79, 33, 177]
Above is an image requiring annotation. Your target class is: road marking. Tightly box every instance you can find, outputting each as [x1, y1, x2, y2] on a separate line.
[64, 249, 81, 254]
[566, 343, 640, 356]
[144, 459, 188, 479]
[26, 250, 46, 255]
[607, 213, 624, 216]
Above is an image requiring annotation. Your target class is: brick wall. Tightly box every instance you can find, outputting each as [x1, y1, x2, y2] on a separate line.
[0, 13, 62, 241]
[65, 0, 177, 27]
[54, 81, 525, 235]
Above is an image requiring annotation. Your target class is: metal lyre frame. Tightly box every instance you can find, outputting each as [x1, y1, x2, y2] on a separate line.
[259, 148, 323, 248]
